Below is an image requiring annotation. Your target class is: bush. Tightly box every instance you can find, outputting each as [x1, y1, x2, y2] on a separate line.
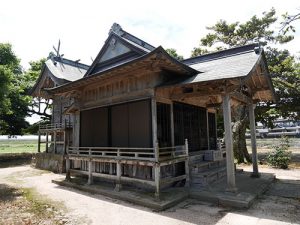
[267, 136, 291, 169]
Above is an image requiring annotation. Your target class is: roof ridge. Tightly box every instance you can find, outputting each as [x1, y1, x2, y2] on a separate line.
[109, 23, 155, 52]
[183, 43, 260, 65]
[52, 56, 89, 70]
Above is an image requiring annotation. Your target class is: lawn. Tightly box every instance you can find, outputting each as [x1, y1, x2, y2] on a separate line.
[0, 140, 41, 154]
[246, 137, 300, 168]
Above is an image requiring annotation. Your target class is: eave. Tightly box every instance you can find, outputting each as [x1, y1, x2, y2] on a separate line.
[45, 47, 199, 95]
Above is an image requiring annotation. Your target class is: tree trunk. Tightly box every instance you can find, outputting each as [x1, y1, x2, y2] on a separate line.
[232, 105, 252, 163]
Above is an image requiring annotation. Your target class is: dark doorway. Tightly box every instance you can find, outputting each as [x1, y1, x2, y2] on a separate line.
[157, 103, 172, 147]
[80, 99, 152, 148]
[80, 107, 109, 147]
[173, 102, 208, 151]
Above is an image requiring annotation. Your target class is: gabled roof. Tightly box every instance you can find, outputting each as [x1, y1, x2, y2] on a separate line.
[181, 44, 260, 83]
[161, 44, 276, 101]
[85, 23, 156, 77]
[46, 46, 199, 95]
[45, 56, 89, 83]
[29, 56, 89, 97]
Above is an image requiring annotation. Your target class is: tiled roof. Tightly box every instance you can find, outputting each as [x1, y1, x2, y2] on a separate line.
[45, 57, 89, 84]
[180, 44, 261, 84]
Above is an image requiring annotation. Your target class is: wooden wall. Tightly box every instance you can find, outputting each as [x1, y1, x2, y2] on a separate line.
[80, 99, 152, 148]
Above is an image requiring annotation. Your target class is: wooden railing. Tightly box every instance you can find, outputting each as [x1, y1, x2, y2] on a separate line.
[158, 145, 187, 159]
[68, 143, 188, 162]
[39, 122, 72, 131]
[68, 146, 155, 161]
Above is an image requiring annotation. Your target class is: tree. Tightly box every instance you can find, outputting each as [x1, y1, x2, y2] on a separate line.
[192, 8, 299, 163]
[24, 58, 51, 120]
[280, 11, 300, 34]
[0, 43, 30, 135]
[166, 48, 184, 60]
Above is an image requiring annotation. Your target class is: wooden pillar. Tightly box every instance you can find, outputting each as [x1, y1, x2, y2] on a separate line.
[184, 139, 190, 187]
[151, 98, 158, 147]
[206, 110, 210, 150]
[170, 103, 176, 175]
[222, 94, 237, 192]
[88, 161, 93, 185]
[74, 112, 80, 147]
[170, 103, 175, 147]
[65, 156, 71, 181]
[53, 131, 57, 154]
[46, 132, 49, 153]
[248, 103, 260, 177]
[215, 113, 218, 150]
[63, 131, 67, 155]
[115, 160, 122, 191]
[151, 98, 159, 163]
[154, 164, 160, 199]
[109, 163, 113, 175]
[37, 131, 41, 153]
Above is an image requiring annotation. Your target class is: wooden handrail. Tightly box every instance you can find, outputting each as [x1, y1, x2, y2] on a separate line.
[68, 144, 187, 162]
[39, 122, 73, 130]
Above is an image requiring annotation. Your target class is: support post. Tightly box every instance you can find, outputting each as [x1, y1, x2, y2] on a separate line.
[37, 131, 41, 153]
[154, 142, 159, 162]
[248, 103, 260, 177]
[206, 110, 210, 150]
[170, 103, 175, 147]
[115, 160, 122, 191]
[154, 164, 160, 199]
[184, 139, 190, 187]
[63, 131, 67, 155]
[65, 156, 71, 181]
[46, 132, 49, 153]
[53, 131, 57, 154]
[88, 160, 93, 185]
[151, 98, 158, 156]
[222, 94, 237, 192]
[170, 103, 176, 176]
[74, 112, 80, 147]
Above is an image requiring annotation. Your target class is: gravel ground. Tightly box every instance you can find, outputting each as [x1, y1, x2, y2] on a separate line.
[0, 165, 299, 225]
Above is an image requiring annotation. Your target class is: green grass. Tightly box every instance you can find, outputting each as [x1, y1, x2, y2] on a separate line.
[0, 140, 43, 154]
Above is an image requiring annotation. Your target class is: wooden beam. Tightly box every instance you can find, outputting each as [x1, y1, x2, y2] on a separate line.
[222, 94, 237, 192]
[82, 88, 154, 109]
[171, 91, 220, 100]
[248, 103, 260, 177]
[229, 91, 252, 104]
[154, 164, 160, 199]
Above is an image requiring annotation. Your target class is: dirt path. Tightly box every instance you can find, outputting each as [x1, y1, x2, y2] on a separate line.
[0, 165, 299, 225]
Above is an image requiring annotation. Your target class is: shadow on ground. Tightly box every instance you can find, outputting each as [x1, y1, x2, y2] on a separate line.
[51, 174, 300, 225]
[0, 183, 22, 201]
[0, 153, 33, 168]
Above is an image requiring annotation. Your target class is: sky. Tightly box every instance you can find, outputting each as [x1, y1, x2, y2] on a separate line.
[1, 0, 299, 123]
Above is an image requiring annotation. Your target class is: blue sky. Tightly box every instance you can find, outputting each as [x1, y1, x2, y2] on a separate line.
[0, 0, 299, 124]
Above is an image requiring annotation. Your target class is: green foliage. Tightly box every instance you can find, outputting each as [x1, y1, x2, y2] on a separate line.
[280, 11, 300, 35]
[24, 58, 52, 122]
[191, 47, 209, 57]
[165, 48, 184, 60]
[0, 43, 30, 135]
[23, 59, 46, 91]
[267, 136, 292, 169]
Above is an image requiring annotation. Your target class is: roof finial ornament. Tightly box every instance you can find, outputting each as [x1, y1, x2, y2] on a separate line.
[109, 23, 124, 36]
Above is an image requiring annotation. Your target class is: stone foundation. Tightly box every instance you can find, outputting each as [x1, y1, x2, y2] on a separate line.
[33, 152, 65, 173]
